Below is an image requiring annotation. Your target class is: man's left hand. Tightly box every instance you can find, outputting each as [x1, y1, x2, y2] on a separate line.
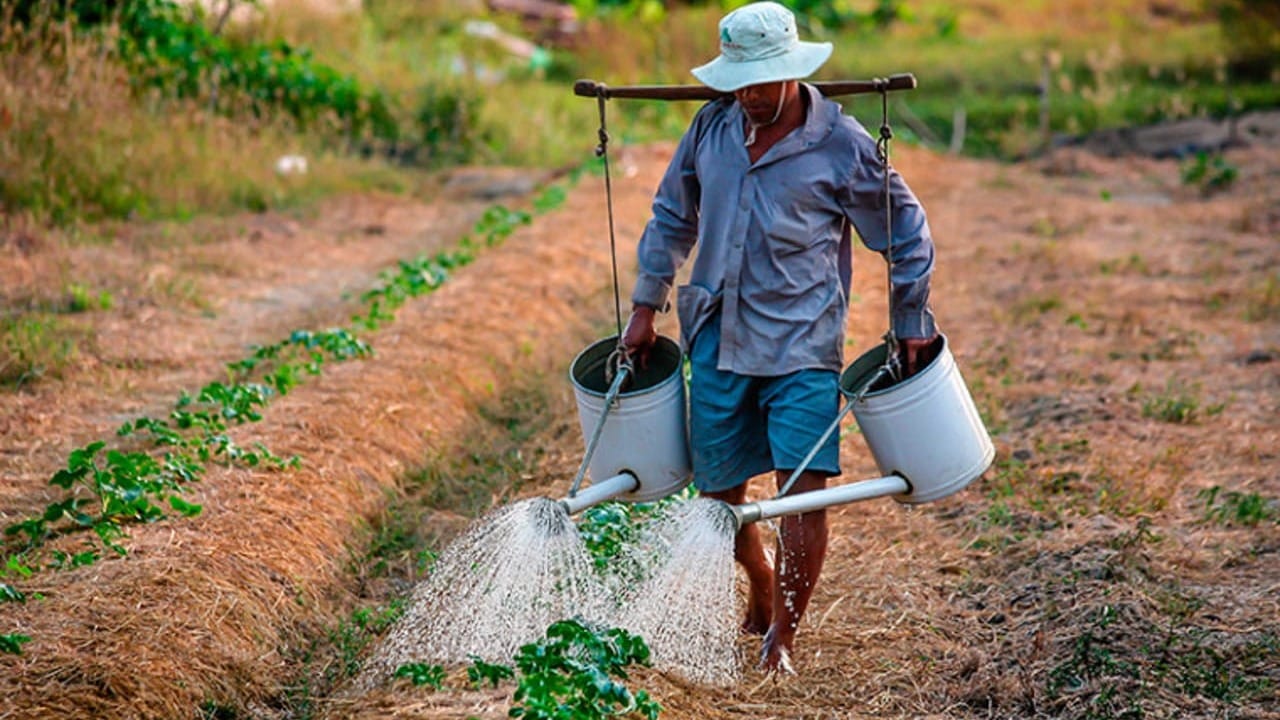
[899, 336, 938, 377]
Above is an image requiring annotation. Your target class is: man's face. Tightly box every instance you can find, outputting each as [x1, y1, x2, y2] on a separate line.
[734, 81, 787, 126]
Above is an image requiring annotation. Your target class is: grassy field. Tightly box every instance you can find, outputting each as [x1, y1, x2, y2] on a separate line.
[2, 1, 1276, 228]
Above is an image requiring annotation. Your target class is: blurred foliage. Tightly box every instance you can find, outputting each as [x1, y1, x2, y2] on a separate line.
[566, 0, 909, 30]
[414, 85, 492, 167]
[2, 0, 1279, 225]
[4, 0, 399, 143]
[1213, 0, 1280, 65]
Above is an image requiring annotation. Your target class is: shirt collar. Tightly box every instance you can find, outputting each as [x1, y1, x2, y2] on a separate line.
[729, 82, 838, 167]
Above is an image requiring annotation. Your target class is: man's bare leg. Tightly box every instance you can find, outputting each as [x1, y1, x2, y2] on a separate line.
[701, 483, 773, 635]
[761, 470, 830, 673]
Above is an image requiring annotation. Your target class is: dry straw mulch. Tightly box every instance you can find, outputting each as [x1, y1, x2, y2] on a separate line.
[3, 139, 1279, 720]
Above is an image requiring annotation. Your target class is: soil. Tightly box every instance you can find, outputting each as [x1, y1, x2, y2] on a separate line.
[1, 131, 1278, 720]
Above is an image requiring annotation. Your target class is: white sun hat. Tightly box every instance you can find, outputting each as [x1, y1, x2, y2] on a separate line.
[691, 2, 833, 93]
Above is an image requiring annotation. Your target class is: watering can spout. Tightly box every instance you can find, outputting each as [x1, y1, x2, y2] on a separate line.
[558, 471, 640, 516]
[726, 475, 911, 530]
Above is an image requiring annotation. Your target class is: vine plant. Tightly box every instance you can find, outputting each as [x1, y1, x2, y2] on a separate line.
[0, 179, 570, 655]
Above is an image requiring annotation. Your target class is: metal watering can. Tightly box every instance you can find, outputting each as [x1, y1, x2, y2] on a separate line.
[727, 334, 994, 528]
[561, 334, 993, 527]
[561, 335, 692, 515]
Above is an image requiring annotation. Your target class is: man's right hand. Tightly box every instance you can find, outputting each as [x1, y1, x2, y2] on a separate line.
[621, 305, 658, 369]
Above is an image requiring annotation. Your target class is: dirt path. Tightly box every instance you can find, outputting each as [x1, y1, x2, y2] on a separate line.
[2, 137, 1278, 719]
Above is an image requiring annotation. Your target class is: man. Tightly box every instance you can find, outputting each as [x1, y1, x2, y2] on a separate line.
[621, 1, 939, 673]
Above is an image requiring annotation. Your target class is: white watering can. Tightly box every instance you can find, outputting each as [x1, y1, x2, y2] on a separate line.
[728, 334, 995, 527]
[562, 335, 691, 515]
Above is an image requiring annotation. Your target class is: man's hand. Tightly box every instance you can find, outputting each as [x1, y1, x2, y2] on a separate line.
[621, 305, 658, 369]
[899, 335, 938, 378]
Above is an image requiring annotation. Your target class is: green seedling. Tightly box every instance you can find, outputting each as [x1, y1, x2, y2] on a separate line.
[468, 656, 516, 688]
[1197, 487, 1277, 527]
[510, 619, 662, 720]
[1181, 151, 1237, 195]
[395, 662, 447, 689]
[0, 583, 24, 603]
[1, 633, 32, 655]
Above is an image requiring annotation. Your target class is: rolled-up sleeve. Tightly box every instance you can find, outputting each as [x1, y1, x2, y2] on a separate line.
[838, 144, 937, 339]
[631, 114, 704, 312]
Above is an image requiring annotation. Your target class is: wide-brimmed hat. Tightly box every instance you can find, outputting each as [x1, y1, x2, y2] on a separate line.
[691, 2, 832, 93]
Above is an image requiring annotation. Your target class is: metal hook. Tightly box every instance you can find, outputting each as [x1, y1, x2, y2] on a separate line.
[604, 345, 634, 392]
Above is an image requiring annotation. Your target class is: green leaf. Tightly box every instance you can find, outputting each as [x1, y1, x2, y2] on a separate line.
[67, 441, 106, 470]
[4, 555, 34, 578]
[0, 583, 24, 603]
[0, 633, 31, 655]
[394, 662, 447, 688]
[467, 656, 515, 688]
[49, 466, 87, 489]
[4, 517, 47, 545]
[169, 496, 203, 517]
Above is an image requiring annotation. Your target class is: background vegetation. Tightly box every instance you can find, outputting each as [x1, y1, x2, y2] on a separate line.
[2, 0, 1277, 228]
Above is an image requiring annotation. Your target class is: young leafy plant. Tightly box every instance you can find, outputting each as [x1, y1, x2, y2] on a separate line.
[576, 487, 694, 571]
[468, 655, 516, 688]
[1197, 486, 1277, 527]
[509, 619, 661, 720]
[1, 633, 32, 655]
[394, 662, 447, 689]
[0, 582, 24, 603]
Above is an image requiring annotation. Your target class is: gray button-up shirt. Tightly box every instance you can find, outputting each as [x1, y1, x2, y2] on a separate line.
[631, 82, 937, 376]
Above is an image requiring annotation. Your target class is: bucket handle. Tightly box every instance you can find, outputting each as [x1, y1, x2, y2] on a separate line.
[774, 363, 893, 499]
[567, 361, 631, 498]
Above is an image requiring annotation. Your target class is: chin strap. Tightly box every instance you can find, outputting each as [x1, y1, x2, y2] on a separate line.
[744, 84, 789, 147]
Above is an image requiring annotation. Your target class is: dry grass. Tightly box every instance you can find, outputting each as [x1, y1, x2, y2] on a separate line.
[0, 143, 658, 718]
[311, 143, 1280, 719]
[0, 18, 407, 226]
[1, 31, 1278, 717]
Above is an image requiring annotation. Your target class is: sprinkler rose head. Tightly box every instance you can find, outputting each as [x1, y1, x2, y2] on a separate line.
[530, 497, 574, 535]
[710, 499, 750, 534]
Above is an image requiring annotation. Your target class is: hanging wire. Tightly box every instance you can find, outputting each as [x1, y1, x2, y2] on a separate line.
[568, 88, 633, 498]
[876, 84, 901, 381]
[595, 90, 625, 351]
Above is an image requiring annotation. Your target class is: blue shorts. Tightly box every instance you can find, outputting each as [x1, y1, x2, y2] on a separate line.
[688, 315, 842, 493]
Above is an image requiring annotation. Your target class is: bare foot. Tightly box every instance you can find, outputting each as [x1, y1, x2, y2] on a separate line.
[759, 626, 797, 674]
[760, 644, 795, 675]
[740, 610, 770, 636]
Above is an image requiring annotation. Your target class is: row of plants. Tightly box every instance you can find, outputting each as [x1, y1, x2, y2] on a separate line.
[394, 619, 662, 720]
[0, 179, 574, 656]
